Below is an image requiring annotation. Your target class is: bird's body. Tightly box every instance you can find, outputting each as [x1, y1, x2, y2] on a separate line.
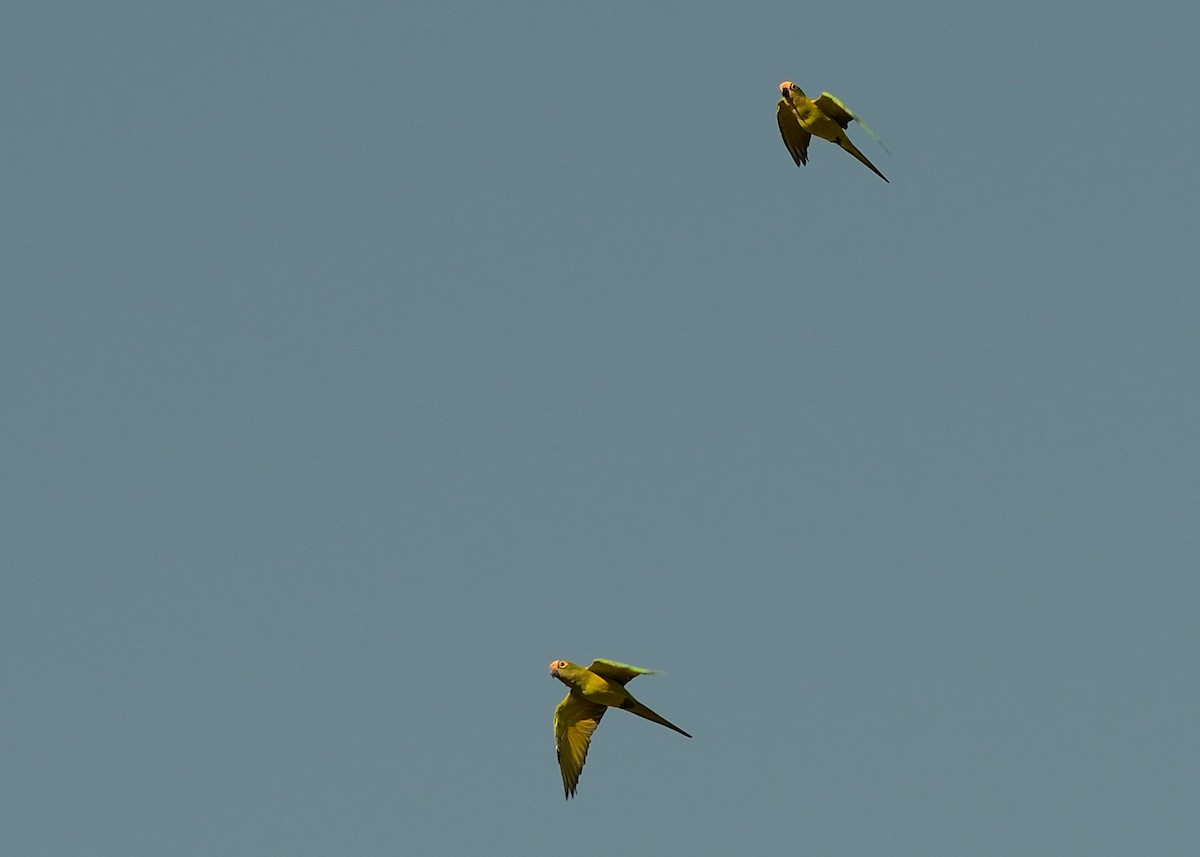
[549, 658, 690, 798]
[776, 81, 889, 182]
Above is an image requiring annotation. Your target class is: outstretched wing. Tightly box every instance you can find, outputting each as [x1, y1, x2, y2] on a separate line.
[816, 92, 890, 153]
[553, 693, 606, 799]
[776, 98, 811, 167]
[813, 92, 855, 129]
[587, 659, 657, 686]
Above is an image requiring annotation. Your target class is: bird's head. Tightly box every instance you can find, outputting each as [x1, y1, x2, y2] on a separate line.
[549, 659, 578, 687]
[778, 80, 803, 101]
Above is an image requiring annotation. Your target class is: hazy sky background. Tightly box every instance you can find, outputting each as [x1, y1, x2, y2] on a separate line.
[4, 2, 1198, 854]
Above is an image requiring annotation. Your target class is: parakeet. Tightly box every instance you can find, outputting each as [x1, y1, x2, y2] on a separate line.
[776, 81, 889, 182]
[549, 658, 691, 799]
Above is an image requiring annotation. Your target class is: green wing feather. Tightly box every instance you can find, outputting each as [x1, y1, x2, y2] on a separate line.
[850, 115, 891, 155]
[587, 659, 657, 685]
[814, 92, 855, 128]
[816, 91, 891, 154]
[553, 694, 606, 799]
[776, 98, 811, 167]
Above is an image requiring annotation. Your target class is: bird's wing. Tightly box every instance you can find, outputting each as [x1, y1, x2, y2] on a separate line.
[587, 659, 656, 685]
[554, 693, 606, 799]
[850, 114, 890, 154]
[776, 99, 811, 167]
[813, 92, 855, 129]
[816, 92, 890, 154]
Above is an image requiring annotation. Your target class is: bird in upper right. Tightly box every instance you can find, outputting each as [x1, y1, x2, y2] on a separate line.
[776, 81, 889, 182]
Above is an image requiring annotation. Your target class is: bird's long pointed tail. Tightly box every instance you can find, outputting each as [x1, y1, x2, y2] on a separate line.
[839, 137, 889, 183]
[622, 699, 692, 738]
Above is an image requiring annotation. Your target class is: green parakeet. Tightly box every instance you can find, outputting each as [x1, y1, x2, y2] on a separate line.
[776, 81, 889, 182]
[549, 658, 691, 799]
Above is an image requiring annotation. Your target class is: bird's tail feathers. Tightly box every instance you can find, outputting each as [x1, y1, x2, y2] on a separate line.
[840, 137, 890, 182]
[622, 699, 693, 738]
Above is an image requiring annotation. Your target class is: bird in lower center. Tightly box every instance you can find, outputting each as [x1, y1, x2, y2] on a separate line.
[549, 658, 691, 798]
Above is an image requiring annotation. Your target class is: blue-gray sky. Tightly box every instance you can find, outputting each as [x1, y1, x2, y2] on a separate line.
[4, 2, 1198, 854]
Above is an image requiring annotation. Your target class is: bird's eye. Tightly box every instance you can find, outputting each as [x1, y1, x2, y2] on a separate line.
[790, 84, 800, 91]
[557, 661, 567, 668]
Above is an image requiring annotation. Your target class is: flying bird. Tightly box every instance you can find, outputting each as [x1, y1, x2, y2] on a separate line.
[549, 658, 691, 799]
[776, 81, 889, 182]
